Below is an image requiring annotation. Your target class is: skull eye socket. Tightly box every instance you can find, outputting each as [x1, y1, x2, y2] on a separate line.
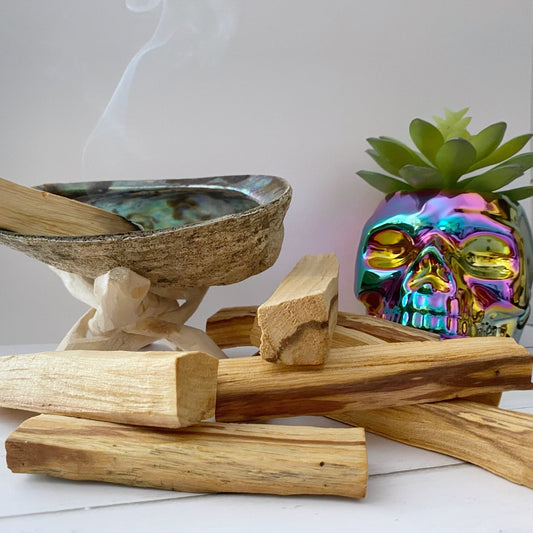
[460, 235, 516, 279]
[364, 229, 414, 269]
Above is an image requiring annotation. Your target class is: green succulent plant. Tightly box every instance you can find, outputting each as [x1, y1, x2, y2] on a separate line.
[357, 108, 533, 202]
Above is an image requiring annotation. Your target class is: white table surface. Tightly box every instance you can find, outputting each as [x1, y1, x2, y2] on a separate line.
[2, 330, 533, 533]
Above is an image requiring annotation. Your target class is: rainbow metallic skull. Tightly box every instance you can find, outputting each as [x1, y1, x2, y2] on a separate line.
[355, 190, 533, 340]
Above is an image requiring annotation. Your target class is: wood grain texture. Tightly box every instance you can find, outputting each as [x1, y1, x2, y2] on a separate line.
[205, 306, 260, 348]
[336, 312, 440, 342]
[0, 177, 138, 236]
[332, 400, 533, 488]
[215, 337, 532, 422]
[257, 254, 339, 365]
[330, 325, 388, 348]
[0, 350, 218, 428]
[6, 414, 367, 498]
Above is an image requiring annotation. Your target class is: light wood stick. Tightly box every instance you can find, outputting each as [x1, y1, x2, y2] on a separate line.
[332, 400, 533, 489]
[0, 177, 138, 235]
[337, 311, 440, 342]
[0, 350, 218, 428]
[215, 337, 532, 422]
[330, 325, 388, 348]
[257, 254, 339, 365]
[206, 306, 260, 348]
[206, 306, 501, 406]
[328, 321, 500, 405]
[207, 304, 505, 479]
[6, 414, 367, 498]
[325, 319, 527, 485]
[205, 306, 439, 349]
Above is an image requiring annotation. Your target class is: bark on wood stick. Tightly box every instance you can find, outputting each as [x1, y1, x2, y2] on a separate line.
[6, 414, 367, 498]
[332, 400, 533, 489]
[216, 337, 531, 422]
[257, 254, 339, 365]
[0, 177, 138, 236]
[0, 350, 218, 428]
[205, 306, 438, 349]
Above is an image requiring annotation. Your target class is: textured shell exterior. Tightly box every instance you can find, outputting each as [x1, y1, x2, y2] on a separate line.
[0, 175, 292, 297]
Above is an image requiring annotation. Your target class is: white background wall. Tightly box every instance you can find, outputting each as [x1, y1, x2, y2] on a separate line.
[0, 0, 532, 345]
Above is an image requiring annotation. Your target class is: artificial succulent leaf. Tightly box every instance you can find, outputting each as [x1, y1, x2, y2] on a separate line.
[366, 149, 403, 177]
[457, 164, 523, 192]
[433, 108, 472, 141]
[367, 137, 427, 174]
[468, 133, 533, 171]
[409, 118, 444, 164]
[445, 107, 469, 121]
[469, 122, 506, 162]
[495, 152, 533, 173]
[356, 170, 413, 193]
[379, 136, 434, 166]
[398, 164, 444, 189]
[435, 137, 477, 186]
[501, 186, 533, 202]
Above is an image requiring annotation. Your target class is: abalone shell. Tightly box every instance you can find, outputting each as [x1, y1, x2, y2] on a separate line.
[0, 175, 292, 297]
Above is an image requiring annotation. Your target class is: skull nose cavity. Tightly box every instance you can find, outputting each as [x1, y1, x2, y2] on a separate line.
[406, 249, 453, 293]
[417, 283, 436, 295]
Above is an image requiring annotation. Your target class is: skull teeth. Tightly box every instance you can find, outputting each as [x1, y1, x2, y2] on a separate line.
[400, 292, 460, 317]
[399, 311, 459, 336]
[446, 297, 459, 316]
[412, 311, 424, 329]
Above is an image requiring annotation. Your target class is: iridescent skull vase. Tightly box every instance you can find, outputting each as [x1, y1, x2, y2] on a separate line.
[355, 190, 533, 341]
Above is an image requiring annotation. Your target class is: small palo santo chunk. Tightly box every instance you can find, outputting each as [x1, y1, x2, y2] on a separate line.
[0, 177, 138, 236]
[0, 350, 218, 428]
[216, 337, 532, 422]
[6, 414, 368, 498]
[333, 400, 533, 489]
[257, 254, 339, 365]
[258, 254, 339, 364]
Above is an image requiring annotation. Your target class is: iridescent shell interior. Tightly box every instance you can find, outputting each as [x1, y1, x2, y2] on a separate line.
[40, 179, 264, 231]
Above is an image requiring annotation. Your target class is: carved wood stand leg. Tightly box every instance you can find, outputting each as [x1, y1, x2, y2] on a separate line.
[52, 266, 226, 358]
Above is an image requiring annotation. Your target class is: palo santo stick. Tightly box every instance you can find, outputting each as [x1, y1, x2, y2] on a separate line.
[328, 321, 500, 405]
[205, 306, 438, 349]
[6, 414, 368, 498]
[332, 400, 533, 489]
[257, 254, 339, 364]
[337, 311, 440, 342]
[0, 350, 218, 428]
[216, 337, 532, 422]
[0, 177, 138, 235]
[206, 307, 501, 407]
[331, 325, 388, 348]
[206, 306, 260, 348]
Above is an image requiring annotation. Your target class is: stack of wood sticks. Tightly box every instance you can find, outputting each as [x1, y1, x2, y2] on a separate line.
[3, 254, 533, 498]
